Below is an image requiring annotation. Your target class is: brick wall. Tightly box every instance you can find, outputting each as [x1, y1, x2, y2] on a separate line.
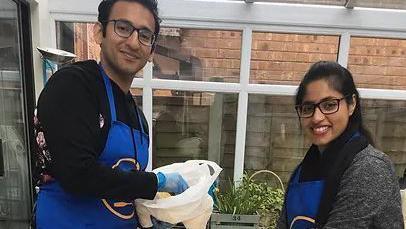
[250, 32, 339, 85]
[161, 29, 243, 83]
[155, 29, 340, 84]
[348, 37, 406, 90]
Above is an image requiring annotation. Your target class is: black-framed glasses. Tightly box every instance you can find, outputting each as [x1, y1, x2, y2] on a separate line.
[295, 95, 352, 118]
[105, 20, 156, 46]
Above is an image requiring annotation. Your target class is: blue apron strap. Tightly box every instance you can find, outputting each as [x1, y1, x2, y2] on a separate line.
[135, 107, 145, 134]
[99, 65, 117, 122]
[133, 107, 145, 145]
[291, 165, 301, 184]
[348, 131, 361, 142]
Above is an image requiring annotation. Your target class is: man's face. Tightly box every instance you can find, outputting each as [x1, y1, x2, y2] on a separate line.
[95, 1, 155, 79]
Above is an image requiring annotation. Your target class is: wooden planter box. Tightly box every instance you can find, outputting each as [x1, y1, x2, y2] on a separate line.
[210, 213, 260, 229]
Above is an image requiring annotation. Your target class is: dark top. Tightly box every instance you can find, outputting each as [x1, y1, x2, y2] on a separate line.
[35, 60, 157, 200]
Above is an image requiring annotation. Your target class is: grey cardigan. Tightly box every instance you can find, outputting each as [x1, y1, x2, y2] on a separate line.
[277, 145, 404, 229]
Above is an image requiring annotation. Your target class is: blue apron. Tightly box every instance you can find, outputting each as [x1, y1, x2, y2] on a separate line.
[36, 65, 149, 229]
[286, 166, 324, 229]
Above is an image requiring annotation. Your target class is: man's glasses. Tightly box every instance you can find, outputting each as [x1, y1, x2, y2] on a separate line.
[105, 20, 156, 46]
[295, 95, 351, 118]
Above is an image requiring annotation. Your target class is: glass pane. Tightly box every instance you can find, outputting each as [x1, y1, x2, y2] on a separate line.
[152, 89, 238, 184]
[56, 22, 100, 62]
[250, 32, 339, 85]
[353, 0, 406, 10]
[130, 88, 143, 110]
[362, 99, 406, 177]
[348, 37, 406, 90]
[245, 95, 306, 185]
[153, 28, 242, 83]
[260, 0, 345, 6]
[0, 0, 31, 227]
[245, 95, 406, 186]
[55, 21, 144, 77]
[234, 0, 406, 10]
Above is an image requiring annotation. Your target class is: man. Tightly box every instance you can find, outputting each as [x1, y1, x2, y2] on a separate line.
[34, 0, 188, 228]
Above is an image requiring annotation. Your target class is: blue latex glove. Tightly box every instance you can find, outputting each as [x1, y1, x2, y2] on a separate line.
[208, 180, 218, 205]
[156, 172, 189, 195]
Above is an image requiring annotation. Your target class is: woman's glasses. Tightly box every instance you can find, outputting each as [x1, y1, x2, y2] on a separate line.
[295, 95, 352, 118]
[105, 20, 156, 46]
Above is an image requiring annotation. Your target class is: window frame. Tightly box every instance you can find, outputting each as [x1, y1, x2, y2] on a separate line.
[45, 0, 406, 183]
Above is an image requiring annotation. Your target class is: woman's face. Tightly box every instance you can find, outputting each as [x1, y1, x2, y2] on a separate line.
[300, 79, 356, 151]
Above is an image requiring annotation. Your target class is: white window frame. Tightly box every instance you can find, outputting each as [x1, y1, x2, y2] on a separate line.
[41, 0, 406, 181]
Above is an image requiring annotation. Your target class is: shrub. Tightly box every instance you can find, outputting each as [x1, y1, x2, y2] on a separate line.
[214, 173, 284, 228]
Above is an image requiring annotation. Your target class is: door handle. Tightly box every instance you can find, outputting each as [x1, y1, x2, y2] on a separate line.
[0, 139, 3, 176]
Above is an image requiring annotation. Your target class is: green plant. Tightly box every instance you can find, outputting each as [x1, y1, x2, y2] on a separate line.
[214, 173, 284, 228]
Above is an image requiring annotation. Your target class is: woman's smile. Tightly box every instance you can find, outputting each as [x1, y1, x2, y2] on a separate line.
[312, 125, 330, 136]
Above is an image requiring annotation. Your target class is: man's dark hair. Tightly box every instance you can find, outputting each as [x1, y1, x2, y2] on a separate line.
[97, 0, 161, 44]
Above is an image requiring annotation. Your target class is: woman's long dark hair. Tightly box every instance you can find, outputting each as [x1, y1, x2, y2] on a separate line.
[295, 61, 374, 146]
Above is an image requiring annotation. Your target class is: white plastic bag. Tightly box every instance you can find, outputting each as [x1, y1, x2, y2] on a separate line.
[135, 160, 222, 229]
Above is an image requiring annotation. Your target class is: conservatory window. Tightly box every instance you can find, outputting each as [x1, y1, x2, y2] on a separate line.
[245, 95, 406, 184]
[152, 89, 238, 181]
[153, 28, 242, 83]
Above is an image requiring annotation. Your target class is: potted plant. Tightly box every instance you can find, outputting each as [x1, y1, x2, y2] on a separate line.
[211, 171, 284, 228]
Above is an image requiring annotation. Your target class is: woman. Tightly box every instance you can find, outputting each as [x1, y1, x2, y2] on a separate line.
[277, 61, 403, 228]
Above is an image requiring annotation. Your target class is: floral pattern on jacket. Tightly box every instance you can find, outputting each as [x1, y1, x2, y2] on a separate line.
[34, 109, 53, 184]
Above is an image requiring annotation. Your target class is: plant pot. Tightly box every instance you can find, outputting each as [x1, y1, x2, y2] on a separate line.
[209, 213, 260, 229]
